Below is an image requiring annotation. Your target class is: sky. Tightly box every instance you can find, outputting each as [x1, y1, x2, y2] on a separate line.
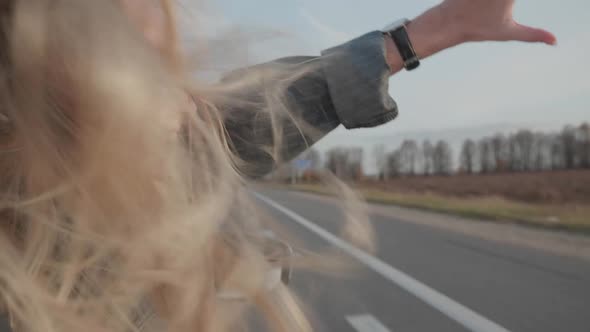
[181, 0, 589, 156]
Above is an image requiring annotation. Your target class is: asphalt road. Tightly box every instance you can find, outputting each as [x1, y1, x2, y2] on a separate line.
[1, 188, 587, 332]
[254, 188, 590, 332]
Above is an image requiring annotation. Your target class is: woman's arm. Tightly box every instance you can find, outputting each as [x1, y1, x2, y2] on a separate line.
[120, 0, 555, 179]
[384, 0, 555, 74]
[220, 0, 555, 178]
[220, 32, 395, 178]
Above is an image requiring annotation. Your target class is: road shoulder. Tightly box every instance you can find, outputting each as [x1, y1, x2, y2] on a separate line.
[286, 190, 590, 262]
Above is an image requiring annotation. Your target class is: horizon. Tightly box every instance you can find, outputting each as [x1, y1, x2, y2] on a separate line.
[310, 120, 589, 175]
[178, 0, 589, 171]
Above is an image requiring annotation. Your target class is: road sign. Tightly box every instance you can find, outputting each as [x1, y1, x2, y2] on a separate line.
[293, 159, 313, 171]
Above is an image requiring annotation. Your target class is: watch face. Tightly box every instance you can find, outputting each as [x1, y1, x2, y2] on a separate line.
[381, 18, 409, 32]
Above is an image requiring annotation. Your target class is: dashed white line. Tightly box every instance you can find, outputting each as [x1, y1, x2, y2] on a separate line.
[254, 193, 512, 332]
[346, 314, 392, 332]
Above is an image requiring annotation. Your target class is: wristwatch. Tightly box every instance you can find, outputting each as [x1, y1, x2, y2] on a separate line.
[381, 19, 420, 71]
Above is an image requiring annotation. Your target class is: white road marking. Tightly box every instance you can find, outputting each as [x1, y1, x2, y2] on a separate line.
[346, 314, 392, 332]
[254, 193, 512, 332]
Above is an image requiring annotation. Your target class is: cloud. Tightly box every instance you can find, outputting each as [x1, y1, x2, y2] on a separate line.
[367, 30, 590, 135]
[312, 30, 590, 172]
[176, 1, 303, 75]
[298, 8, 351, 45]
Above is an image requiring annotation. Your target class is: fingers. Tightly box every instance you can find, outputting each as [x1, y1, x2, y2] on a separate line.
[509, 22, 557, 45]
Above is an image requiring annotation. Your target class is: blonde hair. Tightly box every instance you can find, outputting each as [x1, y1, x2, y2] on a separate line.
[0, 1, 372, 332]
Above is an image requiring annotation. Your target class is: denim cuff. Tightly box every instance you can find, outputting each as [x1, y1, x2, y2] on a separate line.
[320, 31, 398, 129]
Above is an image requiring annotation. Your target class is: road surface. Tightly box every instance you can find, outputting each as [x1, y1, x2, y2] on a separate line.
[1, 188, 587, 332]
[254, 188, 590, 332]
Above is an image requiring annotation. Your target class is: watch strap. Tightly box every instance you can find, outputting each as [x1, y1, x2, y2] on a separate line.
[385, 21, 420, 71]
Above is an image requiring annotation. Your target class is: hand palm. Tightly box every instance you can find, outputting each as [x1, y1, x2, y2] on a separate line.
[443, 0, 556, 45]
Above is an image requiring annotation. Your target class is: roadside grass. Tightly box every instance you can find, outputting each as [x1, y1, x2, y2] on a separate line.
[275, 183, 590, 234]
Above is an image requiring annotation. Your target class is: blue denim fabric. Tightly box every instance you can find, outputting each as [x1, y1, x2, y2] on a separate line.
[220, 31, 398, 177]
[321, 31, 398, 129]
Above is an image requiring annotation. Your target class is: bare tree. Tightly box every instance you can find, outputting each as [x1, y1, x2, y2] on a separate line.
[351, 148, 364, 180]
[386, 150, 402, 177]
[479, 138, 493, 173]
[490, 134, 508, 171]
[508, 135, 519, 171]
[550, 136, 565, 170]
[432, 140, 453, 175]
[514, 130, 535, 171]
[399, 140, 419, 175]
[422, 140, 434, 175]
[373, 144, 387, 180]
[325, 148, 364, 180]
[459, 139, 477, 174]
[325, 149, 344, 177]
[577, 123, 590, 168]
[561, 125, 577, 169]
[532, 133, 552, 171]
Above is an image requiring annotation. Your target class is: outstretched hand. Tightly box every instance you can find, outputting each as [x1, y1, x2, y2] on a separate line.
[384, 0, 557, 72]
[440, 0, 556, 45]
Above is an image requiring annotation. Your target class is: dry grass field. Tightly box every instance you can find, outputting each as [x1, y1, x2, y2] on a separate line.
[363, 170, 590, 204]
[277, 170, 590, 233]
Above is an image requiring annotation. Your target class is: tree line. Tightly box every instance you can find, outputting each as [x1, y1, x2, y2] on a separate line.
[459, 123, 590, 174]
[315, 123, 590, 180]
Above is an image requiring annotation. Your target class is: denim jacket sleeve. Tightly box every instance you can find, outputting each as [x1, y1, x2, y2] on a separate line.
[219, 31, 398, 178]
